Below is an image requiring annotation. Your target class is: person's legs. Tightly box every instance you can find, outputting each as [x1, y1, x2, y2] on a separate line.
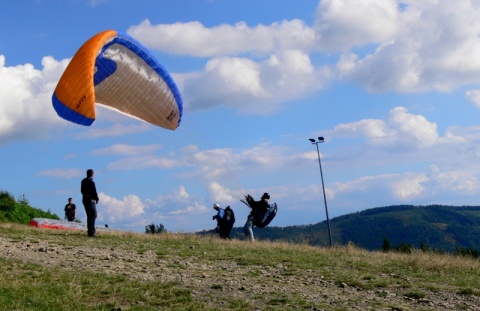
[219, 225, 228, 239]
[243, 219, 254, 241]
[84, 200, 97, 236]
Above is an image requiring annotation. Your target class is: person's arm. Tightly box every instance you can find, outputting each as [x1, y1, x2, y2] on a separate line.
[246, 195, 255, 206]
[88, 180, 99, 202]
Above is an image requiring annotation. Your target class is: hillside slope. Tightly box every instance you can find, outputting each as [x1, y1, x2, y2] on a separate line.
[228, 205, 480, 252]
[1, 223, 480, 310]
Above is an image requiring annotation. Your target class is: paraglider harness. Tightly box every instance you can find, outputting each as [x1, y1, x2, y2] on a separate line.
[241, 198, 277, 228]
[223, 206, 235, 226]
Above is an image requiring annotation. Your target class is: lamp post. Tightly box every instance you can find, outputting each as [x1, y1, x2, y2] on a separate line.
[309, 137, 333, 247]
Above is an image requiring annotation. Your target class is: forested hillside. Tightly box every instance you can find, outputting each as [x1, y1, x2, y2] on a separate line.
[227, 205, 480, 253]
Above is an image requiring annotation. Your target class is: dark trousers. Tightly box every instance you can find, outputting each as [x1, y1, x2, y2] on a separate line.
[219, 225, 233, 239]
[82, 199, 97, 236]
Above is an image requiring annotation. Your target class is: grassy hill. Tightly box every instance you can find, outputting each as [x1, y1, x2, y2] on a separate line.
[228, 205, 480, 253]
[2, 190, 479, 254]
[1, 223, 479, 310]
[1, 193, 479, 309]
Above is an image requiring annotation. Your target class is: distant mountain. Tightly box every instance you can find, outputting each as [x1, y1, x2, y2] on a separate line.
[225, 205, 480, 252]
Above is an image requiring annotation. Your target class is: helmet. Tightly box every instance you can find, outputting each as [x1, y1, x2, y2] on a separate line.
[213, 203, 220, 209]
[262, 193, 270, 199]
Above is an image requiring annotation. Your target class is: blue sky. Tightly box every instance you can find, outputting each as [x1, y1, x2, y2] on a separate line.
[2, 0, 480, 233]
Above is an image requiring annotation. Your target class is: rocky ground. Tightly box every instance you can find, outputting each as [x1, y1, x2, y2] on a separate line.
[1, 235, 479, 310]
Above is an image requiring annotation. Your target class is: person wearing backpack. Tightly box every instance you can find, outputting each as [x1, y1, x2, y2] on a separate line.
[220, 206, 235, 239]
[243, 193, 270, 241]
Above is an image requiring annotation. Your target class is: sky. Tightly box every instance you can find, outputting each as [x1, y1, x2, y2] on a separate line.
[2, 0, 480, 234]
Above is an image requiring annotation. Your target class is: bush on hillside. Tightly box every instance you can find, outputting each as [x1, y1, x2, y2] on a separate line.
[145, 223, 167, 234]
[0, 190, 60, 224]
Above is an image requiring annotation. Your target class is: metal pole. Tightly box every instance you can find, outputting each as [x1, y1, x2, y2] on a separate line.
[313, 140, 333, 247]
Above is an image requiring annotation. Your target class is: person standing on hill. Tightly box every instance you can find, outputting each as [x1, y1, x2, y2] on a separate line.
[212, 203, 225, 235]
[81, 169, 99, 237]
[243, 193, 270, 241]
[64, 197, 77, 222]
[212, 203, 236, 239]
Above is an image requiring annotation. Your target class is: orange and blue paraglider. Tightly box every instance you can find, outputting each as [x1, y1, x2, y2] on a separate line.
[52, 30, 183, 130]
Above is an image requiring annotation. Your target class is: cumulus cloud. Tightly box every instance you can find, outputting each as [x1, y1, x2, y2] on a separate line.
[127, 19, 316, 57]
[143, 186, 210, 231]
[182, 143, 295, 181]
[99, 192, 145, 224]
[420, 165, 480, 196]
[314, 0, 399, 52]
[329, 106, 439, 151]
[335, 1, 480, 92]
[330, 164, 480, 210]
[465, 89, 480, 109]
[93, 186, 210, 232]
[327, 172, 429, 216]
[0, 55, 66, 144]
[183, 50, 328, 112]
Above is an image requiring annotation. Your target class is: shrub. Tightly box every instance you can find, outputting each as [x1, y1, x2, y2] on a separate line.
[145, 223, 167, 234]
[0, 191, 60, 224]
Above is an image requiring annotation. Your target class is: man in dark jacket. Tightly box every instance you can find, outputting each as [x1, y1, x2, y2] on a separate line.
[64, 197, 77, 222]
[81, 169, 99, 237]
[243, 193, 270, 241]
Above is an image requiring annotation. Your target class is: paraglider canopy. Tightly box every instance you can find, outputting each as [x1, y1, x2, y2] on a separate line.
[52, 30, 183, 130]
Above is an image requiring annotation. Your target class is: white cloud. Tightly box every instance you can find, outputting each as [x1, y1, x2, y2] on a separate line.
[465, 89, 480, 109]
[314, 0, 400, 52]
[183, 50, 327, 113]
[143, 186, 210, 231]
[207, 181, 240, 207]
[91, 186, 208, 232]
[391, 172, 428, 200]
[336, 1, 480, 92]
[329, 106, 439, 150]
[420, 165, 480, 197]
[98, 192, 145, 224]
[329, 163, 480, 211]
[0, 55, 65, 144]
[127, 19, 316, 57]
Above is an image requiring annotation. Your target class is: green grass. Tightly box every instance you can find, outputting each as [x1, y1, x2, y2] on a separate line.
[0, 258, 198, 310]
[0, 223, 479, 310]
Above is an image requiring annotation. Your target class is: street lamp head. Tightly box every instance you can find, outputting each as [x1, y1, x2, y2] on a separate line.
[318, 137, 324, 142]
[309, 138, 315, 143]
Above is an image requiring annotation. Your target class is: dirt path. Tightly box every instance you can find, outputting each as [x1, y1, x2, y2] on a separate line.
[1, 236, 479, 310]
